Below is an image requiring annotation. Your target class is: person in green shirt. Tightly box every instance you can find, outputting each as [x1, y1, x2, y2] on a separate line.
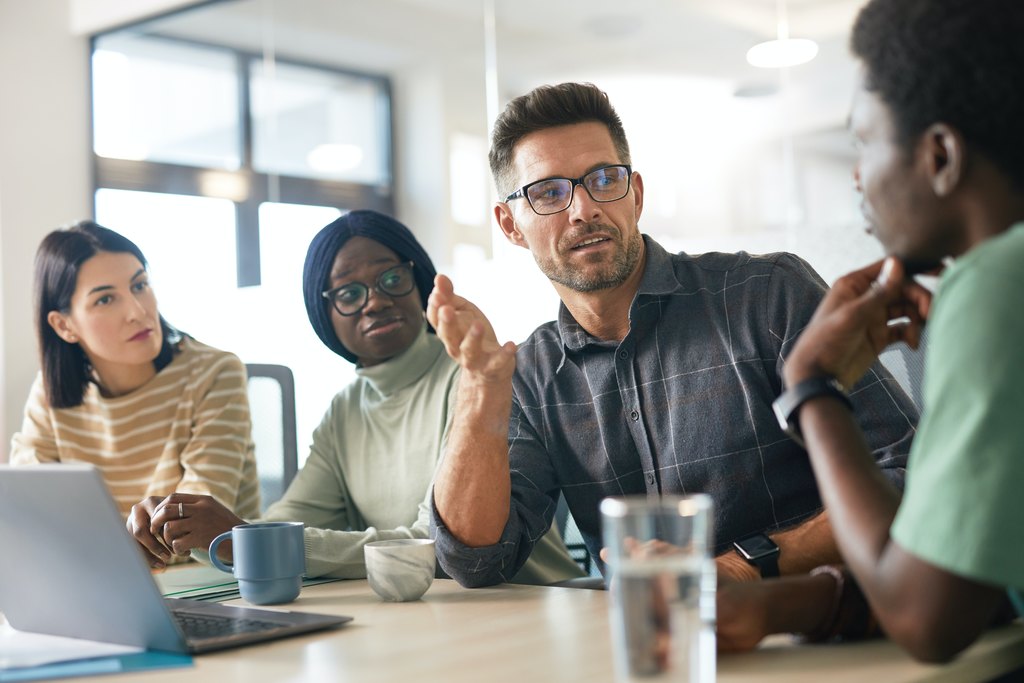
[126, 210, 583, 585]
[717, 0, 1024, 663]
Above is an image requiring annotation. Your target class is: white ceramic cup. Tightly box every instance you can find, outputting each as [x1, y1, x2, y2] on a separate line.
[364, 539, 436, 602]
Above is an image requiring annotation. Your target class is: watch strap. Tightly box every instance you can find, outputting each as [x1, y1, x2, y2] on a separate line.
[750, 552, 779, 578]
[772, 376, 853, 448]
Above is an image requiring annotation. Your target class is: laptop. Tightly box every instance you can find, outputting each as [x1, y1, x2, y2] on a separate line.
[0, 464, 351, 654]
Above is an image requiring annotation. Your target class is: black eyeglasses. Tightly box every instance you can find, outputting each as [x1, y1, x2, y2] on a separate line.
[505, 164, 632, 216]
[321, 262, 416, 317]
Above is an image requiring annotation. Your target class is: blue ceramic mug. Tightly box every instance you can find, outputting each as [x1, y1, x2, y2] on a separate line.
[209, 522, 305, 605]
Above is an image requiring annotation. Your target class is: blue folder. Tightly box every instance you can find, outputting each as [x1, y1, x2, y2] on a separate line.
[0, 651, 192, 682]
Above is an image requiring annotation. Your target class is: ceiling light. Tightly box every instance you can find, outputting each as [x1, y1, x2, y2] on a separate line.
[746, 0, 818, 69]
[746, 38, 819, 68]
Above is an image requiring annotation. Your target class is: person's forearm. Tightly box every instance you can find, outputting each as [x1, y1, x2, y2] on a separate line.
[773, 510, 841, 575]
[717, 510, 842, 582]
[800, 397, 1009, 661]
[433, 375, 513, 546]
[768, 573, 840, 636]
[717, 572, 839, 652]
[798, 397, 901, 585]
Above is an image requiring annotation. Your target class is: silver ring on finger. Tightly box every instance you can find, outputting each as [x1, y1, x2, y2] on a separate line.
[178, 502, 184, 519]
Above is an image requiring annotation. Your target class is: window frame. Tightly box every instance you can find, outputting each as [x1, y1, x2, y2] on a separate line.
[90, 31, 396, 287]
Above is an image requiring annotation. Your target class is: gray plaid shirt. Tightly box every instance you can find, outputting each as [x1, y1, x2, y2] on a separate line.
[433, 237, 917, 586]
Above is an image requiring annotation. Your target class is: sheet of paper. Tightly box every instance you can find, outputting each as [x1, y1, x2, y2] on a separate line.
[0, 622, 142, 670]
[154, 563, 237, 598]
[154, 563, 341, 601]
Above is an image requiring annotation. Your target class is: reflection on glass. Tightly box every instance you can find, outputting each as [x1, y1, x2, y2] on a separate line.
[250, 61, 390, 184]
[92, 35, 240, 169]
[94, 188, 237, 331]
[449, 133, 489, 227]
[258, 202, 341, 289]
[94, 193, 350, 466]
[257, 202, 348, 464]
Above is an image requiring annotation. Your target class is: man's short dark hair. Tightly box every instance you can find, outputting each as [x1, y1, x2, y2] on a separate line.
[488, 82, 631, 198]
[851, 0, 1024, 187]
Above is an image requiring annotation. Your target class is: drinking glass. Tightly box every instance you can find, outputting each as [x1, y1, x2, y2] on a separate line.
[601, 495, 715, 683]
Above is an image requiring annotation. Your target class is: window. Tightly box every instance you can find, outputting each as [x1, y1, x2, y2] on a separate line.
[92, 32, 393, 287]
[93, 35, 240, 169]
[91, 31, 394, 459]
[94, 189, 238, 333]
[251, 62, 391, 185]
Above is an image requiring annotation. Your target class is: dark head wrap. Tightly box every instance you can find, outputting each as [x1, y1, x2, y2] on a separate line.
[302, 210, 437, 363]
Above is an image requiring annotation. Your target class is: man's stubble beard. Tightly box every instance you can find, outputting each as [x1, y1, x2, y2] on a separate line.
[534, 226, 643, 293]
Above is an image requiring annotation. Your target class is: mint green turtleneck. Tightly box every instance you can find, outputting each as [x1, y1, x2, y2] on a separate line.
[260, 323, 583, 583]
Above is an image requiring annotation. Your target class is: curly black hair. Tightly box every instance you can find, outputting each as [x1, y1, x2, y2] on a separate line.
[851, 0, 1024, 187]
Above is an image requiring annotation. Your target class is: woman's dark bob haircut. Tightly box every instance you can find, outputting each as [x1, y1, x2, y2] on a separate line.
[34, 221, 180, 408]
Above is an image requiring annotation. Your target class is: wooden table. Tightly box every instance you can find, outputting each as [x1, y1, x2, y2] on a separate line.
[34, 579, 1024, 682]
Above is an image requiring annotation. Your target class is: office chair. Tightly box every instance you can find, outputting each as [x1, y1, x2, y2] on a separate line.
[879, 327, 928, 409]
[245, 364, 299, 511]
[554, 493, 597, 577]
[548, 494, 607, 589]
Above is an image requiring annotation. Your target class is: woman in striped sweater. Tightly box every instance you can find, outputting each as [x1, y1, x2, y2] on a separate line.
[10, 222, 260, 522]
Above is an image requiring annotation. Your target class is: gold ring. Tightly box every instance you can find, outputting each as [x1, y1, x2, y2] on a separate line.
[178, 502, 184, 519]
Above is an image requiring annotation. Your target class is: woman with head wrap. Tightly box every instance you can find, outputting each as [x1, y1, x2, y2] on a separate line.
[127, 210, 583, 583]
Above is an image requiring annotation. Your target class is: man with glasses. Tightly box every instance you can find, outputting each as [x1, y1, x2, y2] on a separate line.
[427, 82, 917, 588]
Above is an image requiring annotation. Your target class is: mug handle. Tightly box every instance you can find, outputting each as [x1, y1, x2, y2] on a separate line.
[208, 531, 234, 574]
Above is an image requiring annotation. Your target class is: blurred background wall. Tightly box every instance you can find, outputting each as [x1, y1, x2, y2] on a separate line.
[0, 0, 881, 461]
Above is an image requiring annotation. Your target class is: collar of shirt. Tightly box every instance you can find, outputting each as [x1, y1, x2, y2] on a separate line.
[555, 235, 682, 356]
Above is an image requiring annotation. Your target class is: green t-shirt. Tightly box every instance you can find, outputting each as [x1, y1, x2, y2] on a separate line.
[891, 223, 1024, 602]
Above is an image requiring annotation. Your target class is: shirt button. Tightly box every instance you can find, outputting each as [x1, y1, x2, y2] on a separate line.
[646, 473, 655, 485]
[630, 410, 639, 421]
[618, 350, 628, 359]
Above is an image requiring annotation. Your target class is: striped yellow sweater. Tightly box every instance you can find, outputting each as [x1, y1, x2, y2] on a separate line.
[10, 337, 260, 519]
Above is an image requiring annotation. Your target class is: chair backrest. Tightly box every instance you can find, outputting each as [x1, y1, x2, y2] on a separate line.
[879, 328, 928, 409]
[245, 364, 299, 511]
[555, 493, 598, 577]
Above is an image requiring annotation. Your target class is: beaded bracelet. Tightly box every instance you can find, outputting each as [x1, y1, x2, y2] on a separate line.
[801, 564, 845, 643]
[801, 565, 883, 643]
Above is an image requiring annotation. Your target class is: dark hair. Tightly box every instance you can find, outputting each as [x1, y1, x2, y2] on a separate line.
[34, 221, 181, 409]
[489, 82, 631, 197]
[302, 210, 437, 364]
[851, 0, 1024, 187]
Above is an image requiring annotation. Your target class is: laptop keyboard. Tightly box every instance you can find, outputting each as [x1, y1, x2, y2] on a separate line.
[174, 611, 285, 640]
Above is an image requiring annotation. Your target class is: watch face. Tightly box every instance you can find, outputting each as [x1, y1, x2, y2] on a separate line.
[734, 533, 779, 561]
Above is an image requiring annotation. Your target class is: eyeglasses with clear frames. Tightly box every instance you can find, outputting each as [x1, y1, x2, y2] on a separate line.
[504, 164, 632, 216]
[321, 261, 416, 317]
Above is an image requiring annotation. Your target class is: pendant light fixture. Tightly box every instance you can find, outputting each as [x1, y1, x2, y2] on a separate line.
[746, 0, 819, 69]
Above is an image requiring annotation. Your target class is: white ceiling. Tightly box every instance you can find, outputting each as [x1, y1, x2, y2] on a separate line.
[102, 0, 871, 281]
[143, 0, 867, 94]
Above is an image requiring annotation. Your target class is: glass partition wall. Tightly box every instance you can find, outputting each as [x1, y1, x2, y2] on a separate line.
[90, 0, 877, 461]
